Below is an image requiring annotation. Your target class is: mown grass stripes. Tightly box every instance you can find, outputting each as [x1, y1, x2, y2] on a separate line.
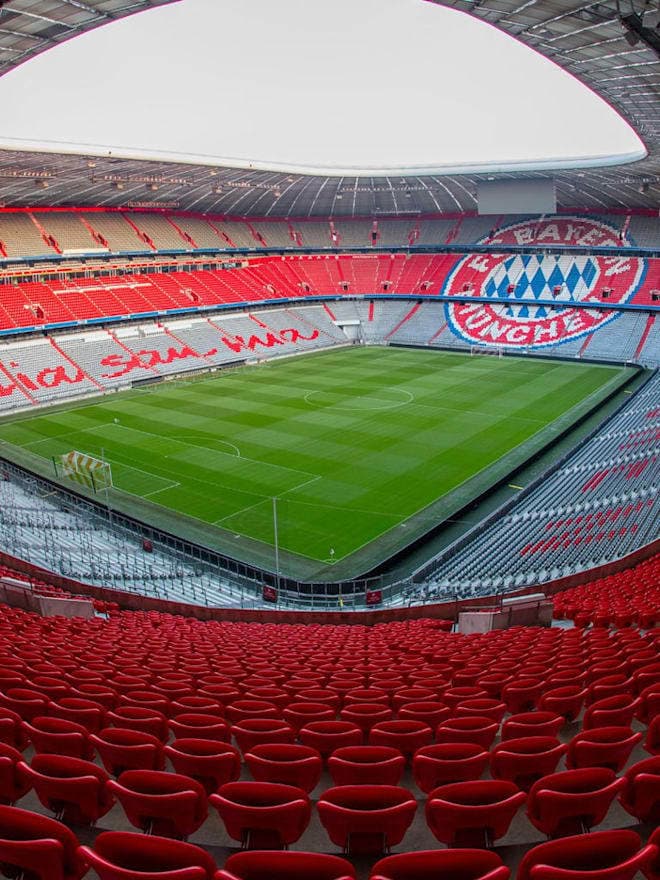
[0, 347, 623, 564]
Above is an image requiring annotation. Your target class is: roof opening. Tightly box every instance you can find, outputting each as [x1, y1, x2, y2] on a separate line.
[0, 0, 645, 176]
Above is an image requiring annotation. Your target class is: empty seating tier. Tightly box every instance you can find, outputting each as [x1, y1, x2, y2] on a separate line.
[0, 597, 655, 878]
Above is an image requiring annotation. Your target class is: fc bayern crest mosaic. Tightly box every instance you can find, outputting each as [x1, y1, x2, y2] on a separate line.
[443, 217, 647, 349]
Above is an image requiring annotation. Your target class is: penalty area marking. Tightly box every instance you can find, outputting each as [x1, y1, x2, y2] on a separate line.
[101, 422, 244, 461]
[174, 436, 242, 458]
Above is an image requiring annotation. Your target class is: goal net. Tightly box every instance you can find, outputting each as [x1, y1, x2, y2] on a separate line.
[55, 451, 113, 493]
[470, 345, 504, 358]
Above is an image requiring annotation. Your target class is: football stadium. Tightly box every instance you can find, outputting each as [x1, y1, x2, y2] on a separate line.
[0, 0, 658, 877]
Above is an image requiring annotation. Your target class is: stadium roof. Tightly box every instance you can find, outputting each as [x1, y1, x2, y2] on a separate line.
[0, 0, 177, 75]
[0, 0, 657, 217]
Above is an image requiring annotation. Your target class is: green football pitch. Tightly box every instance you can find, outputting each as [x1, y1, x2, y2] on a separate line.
[0, 347, 628, 576]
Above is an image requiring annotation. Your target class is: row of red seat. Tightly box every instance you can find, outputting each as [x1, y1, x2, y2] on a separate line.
[2, 252, 659, 330]
[553, 555, 659, 627]
[1, 815, 657, 880]
[2, 743, 658, 844]
[0, 594, 657, 878]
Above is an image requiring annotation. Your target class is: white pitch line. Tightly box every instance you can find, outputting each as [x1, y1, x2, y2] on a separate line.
[105, 421, 317, 484]
[22, 431, 82, 448]
[142, 481, 181, 498]
[213, 498, 267, 526]
[304, 388, 414, 411]
[212, 474, 323, 528]
[278, 473, 322, 497]
[174, 436, 241, 458]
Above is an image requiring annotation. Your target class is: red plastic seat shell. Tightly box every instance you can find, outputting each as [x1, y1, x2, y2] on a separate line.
[215, 850, 356, 880]
[77, 830, 216, 880]
[370, 848, 511, 880]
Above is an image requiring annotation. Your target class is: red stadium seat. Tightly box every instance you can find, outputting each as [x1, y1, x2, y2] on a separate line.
[119, 689, 170, 715]
[169, 713, 231, 743]
[0, 707, 28, 751]
[18, 754, 113, 824]
[502, 712, 564, 741]
[343, 687, 390, 706]
[169, 696, 225, 718]
[0, 687, 49, 722]
[397, 701, 451, 728]
[340, 703, 393, 734]
[454, 699, 507, 724]
[22, 716, 93, 760]
[69, 684, 118, 711]
[164, 738, 241, 794]
[412, 743, 490, 793]
[426, 779, 525, 847]
[391, 688, 436, 713]
[646, 715, 660, 755]
[517, 830, 657, 880]
[436, 715, 499, 749]
[526, 768, 625, 837]
[48, 698, 106, 734]
[370, 849, 510, 880]
[586, 674, 635, 705]
[244, 743, 322, 792]
[28, 675, 71, 702]
[443, 687, 489, 711]
[293, 688, 342, 712]
[645, 828, 660, 880]
[490, 737, 567, 792]
[477, 673, 514, 700]
[231, 719, 295, 753]
[244, 687, 291, 712]
[368, 720, 433, 756]
[538, 686, 588, 722]
[215, 851, 356, 880]
[637, 684, 660, 725]
[77, 830, 216, 880]
[583, 695, 640, 729]
[299, 721, 363, 757]
[210, 781, 311, 849]
[0, 671, 27, 692]
[0, 742, 32, 804]
[566, 726, 643, 772]
[619, 755, 660, 822]
[502, 678, 545, 714]
[0, 805, 81, 880]
[226, 700, 281, 725]
[328, 746, 406, 786]
[317, 785, 417, 855]
[108, 769, 208, 839]
[282, 702, 335, 732]
[106, 706, 169, 741]
[634, 662, 660, 694]
[90, 727, 165, 776]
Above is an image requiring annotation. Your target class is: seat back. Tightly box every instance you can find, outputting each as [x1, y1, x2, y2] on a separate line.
[518, 830, 656, 880]
[216, 850, 356, 880]
[78, 830, 216, 880]
[370, 848, 510, 880]
[108, 770, 208, 838]
[0, 804, 79, 880]
[210, 781, 311, 848]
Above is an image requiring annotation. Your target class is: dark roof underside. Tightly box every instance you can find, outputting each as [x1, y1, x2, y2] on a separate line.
[0, 0, 657, 216]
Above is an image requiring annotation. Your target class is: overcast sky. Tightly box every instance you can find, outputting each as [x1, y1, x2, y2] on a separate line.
[0, 0, 645, 175]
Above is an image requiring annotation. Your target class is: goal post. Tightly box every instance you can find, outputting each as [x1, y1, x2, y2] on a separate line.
[54, 450, 113, 493]
[469, 345, 504, 358]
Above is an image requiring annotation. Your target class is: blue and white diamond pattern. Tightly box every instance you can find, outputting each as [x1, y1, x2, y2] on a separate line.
[483, 255, 600, 320]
